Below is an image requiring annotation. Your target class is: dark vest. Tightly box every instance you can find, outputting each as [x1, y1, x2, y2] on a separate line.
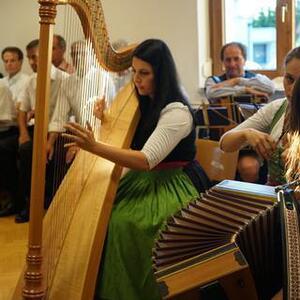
[131, 107, 196, 162]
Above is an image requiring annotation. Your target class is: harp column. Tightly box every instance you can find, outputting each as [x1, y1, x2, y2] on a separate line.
[22, 0, 57, 299]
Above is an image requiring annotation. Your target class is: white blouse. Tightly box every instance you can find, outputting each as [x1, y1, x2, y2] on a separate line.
[220, 98, 286, 149]
[141, 102, 193, 169]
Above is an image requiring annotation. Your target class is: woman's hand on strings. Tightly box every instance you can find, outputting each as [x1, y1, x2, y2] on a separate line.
[63, 122, 98, 154]
[65, 145, 79, 164]
[93, 97, 106, 120]
[245, 129, 276, 160]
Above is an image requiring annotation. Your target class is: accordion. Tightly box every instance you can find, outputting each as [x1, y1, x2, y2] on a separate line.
[153, 180, 300, 299]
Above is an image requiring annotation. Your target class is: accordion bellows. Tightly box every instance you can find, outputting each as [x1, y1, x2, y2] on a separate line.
[153, 180, 282, 299]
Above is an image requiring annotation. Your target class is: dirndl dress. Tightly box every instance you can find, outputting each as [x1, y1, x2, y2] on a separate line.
[95, 166, 200, 300]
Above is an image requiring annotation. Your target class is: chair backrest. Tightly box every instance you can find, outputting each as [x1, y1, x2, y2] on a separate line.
[195, 139, 239, 182]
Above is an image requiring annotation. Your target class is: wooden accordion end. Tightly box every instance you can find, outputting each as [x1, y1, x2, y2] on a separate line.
[153, 180, 285, 300]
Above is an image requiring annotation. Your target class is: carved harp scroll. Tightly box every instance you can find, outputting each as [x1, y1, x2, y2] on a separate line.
[17, 1, 139, 299]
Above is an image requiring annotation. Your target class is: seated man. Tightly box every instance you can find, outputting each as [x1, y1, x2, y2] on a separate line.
[16, 39, 68, 222]
[0, 81, 18, 216]
[205, 42, 275, 102]
[0, 47, 29, 215]
[205, 42, 274, 183]
[1, 46, 29, 103]
[48, 39, 116, 164]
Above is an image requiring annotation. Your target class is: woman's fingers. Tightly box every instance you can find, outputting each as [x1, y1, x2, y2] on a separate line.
[255, 144, 269, 160]
[62, 122, 96, 153]
[63, 141, 77, 148]
[62, 132, 80, 142]
[64, 122, 86, 133]
[86, 121, 93, 132]
[64, 123, 90, 141]
[256, 137, 276, 160]
[261, 139, 273, 156]
[267, 135, 276, 151]
[93, 98, 105, 119]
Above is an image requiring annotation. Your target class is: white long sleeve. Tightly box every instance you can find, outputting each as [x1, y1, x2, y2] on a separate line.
[205, 73, 275, 100]
[141, 102, 193, 169]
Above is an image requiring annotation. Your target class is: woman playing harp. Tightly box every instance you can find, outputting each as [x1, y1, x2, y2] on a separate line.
[17, 1, 138, 299]
[64, 38, 210, 300]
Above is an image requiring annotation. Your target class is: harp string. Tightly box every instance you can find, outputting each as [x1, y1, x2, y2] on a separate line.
[44, 3, 134, 290]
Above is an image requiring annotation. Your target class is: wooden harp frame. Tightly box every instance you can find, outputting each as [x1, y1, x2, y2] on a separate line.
[13, 1, 139, 299]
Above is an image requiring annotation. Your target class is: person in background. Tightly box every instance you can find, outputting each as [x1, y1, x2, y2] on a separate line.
[0, 81, 18, 216]
[64, 39, 211, 300]
[47, 39, 116, 164]
[15, 39, 68, 223]
[205, 42, 275, 102]
[205, 42, 275, 184]
[0, 46, 29, 215]
[52, 34, 75, 74]
[220, 46, 300, 186]
[1, 47, 29, 103]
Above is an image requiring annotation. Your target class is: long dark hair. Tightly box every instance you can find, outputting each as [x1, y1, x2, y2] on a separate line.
[285, 50, 300, 182]
[281, 47, 300, 133]
[132, 39, 191, 134]
[290, 76, 300, 132]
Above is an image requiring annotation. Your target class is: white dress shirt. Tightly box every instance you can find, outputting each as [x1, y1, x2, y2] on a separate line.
[19, 65, 69, 121]
[0, 71, 29, 103]
[0, 81, 15, 130]
[49, 67, 116, 132]
[205, 73, 275, 100]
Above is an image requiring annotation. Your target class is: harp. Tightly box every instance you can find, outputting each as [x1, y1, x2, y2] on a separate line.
[153, 180, 300, 299]
[13, 1, 139, 299]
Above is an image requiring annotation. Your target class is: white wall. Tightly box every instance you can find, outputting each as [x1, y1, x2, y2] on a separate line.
[0, 0, 210, 104]
[0, 0, 39, 74]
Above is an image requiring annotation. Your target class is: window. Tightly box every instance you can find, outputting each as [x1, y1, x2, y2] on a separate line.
[209, 0, 295, 78]
[253, 44, 267, 65]
[295, 0, 300, 45]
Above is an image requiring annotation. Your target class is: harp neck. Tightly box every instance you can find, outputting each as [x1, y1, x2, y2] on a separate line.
[39, 0, 135, 71]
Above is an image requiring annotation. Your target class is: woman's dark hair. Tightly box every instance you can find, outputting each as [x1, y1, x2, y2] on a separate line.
[284, 46, 300, 66]
[290, 75, 300, 132]
[284, 47, 300, 132]
[132, 39, 191, 133]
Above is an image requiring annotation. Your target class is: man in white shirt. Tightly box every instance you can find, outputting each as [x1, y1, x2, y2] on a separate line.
[16, 39, 68, 222]
[0, 82, 14, 130]
[0, 47, 29, 216]
[52, 34, 75, 74]
[205, 42, 273, 184]
[205, 42, 275, 102]
[48, 40, 116, 163]
[0, 82, 19, 216]
[1, 47, 29, 103]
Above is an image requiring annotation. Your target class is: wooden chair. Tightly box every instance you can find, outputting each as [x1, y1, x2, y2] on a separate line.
[195, 139, 239, 182]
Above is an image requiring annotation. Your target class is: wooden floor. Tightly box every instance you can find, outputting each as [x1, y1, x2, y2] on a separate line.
[0, 215, 28, 300]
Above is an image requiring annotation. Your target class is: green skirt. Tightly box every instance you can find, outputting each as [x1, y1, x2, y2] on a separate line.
[96, 168, 199, 300]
